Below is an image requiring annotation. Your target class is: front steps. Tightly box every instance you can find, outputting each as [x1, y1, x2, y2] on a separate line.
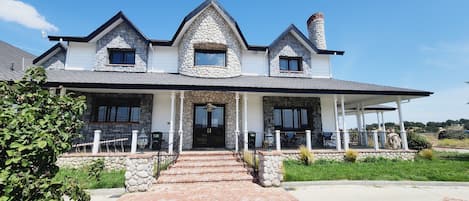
[155, 151, 254, 184]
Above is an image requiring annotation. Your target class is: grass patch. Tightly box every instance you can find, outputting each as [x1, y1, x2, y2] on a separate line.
[284, 152, 469, 182]
[437, 138, 469, 148]
[54, 168, 125, 189]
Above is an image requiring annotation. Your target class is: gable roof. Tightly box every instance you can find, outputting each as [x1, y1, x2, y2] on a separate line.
[0, 40, 35, 71]
[271, 24, 344, 55]
[33, 43, 66, 65]
[48, 11, 149, 43]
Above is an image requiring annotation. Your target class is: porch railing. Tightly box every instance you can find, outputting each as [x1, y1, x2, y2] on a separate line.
[155, 132, 180, 179]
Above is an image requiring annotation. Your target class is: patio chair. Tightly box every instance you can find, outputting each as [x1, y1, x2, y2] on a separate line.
[322, 132, 334, 148]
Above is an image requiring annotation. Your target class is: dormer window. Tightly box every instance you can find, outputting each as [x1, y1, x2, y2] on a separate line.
[108, 48, 135, 65]
[195, 49, 226, 66]
[279, 56, 302, 71]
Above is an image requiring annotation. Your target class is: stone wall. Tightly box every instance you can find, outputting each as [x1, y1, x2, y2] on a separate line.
[125, 154, 154, 192]
[282, 150, 417, 162]
[95, 22, 148, 72]
[263, 96, 322, 146]
[269, 32, 312, 78]
[79, 93, 152, 145]
[258, 151, 284, 187]
[42, 49, 66, 70]
[178, 6, 242, 78]
[57, 154, 127, 170]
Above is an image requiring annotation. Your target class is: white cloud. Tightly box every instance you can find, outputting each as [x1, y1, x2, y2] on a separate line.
[0, 0, 58, 32]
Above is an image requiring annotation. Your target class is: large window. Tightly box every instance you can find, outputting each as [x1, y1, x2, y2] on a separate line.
[279, 56, 302, 71]
[195, 49, 226, 66]
[93, 98, 141, 123]
[273, 108, 309, 130]
[108, 48, 135, 65]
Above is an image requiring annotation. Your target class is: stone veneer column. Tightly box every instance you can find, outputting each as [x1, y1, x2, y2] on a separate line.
[258, 151, 283, 187]
[307, 12, 327, 49]
[125, 154, 154, 192]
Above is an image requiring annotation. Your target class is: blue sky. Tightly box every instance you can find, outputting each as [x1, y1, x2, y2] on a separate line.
[0, 0, 468, 124]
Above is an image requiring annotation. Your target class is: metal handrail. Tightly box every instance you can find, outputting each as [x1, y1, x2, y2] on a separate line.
[155, 132, 180, 179]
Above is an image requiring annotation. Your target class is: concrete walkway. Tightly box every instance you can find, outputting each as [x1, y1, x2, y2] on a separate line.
[284, 181, 469, 201]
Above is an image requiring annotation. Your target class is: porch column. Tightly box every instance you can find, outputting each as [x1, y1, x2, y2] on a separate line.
[341, 95, 349, 150]
[235, 92, 240, 152]
[377, 111, 385, 148]
[381, 112, 386, 131]
[381, 112, 387, 147]
[333, 95, 341, 151]
[168, 91, 176, 154]
[178, 91, 184, 152]
[305, 130, 312, 151]
[92, 130, 101, 155]
[356, 104, 362, 145]
[373, 130, 379, 150]
[243, 92, 248, 151]
[396, 97, 408, 150]
[59, 85, 66, 96]
[361, 104, 368, 146]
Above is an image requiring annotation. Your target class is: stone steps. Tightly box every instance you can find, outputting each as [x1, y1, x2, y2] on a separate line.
[172, 160, 244, 168]
[177, 155, 238, 162]
[161, 166, 249, 175]
[156, 172, 253, 184]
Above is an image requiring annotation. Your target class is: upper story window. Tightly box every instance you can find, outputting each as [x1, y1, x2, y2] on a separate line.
[279, 56, 302, 71]
[195, 49, 226, 66]
[108, 48, 135, 65]
[273, 108, 309, 131]
[92, 98, 141, 123]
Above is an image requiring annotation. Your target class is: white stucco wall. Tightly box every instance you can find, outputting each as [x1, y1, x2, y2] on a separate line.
[149, 46, 178, 73]
[241, 50, 268, 76]
[151, 92, 171, 133]
[311, 54, 331, 78]
[320, 96, 336, 132]
[246, 93, 264, 147]
[65, 42, 96, 70]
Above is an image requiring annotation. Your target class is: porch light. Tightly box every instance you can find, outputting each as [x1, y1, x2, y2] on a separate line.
[137, 128, 148, 153]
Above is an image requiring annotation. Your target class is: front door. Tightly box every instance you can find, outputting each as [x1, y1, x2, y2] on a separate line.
[193, 104, 225, 148]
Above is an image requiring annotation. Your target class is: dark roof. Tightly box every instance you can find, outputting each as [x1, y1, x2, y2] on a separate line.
[0, 70, 432, 96]
[0, 40, 35, 71]
[49, 11, 149, 42]
[271, 24, 344, 55]
[33, 43, 66, 64]
[349, 105, 396, 111]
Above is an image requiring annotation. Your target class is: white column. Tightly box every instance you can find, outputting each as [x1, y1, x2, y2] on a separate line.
[92, 130, 101, 154]
[356, 105, 362, 145]
[361, 105, 368, 146]
[131, 130, 138, 154]
[397, 97, 408, 150]
[235, 92, 240, 152]
[178, 91, 184, 152]
[373, 130, 379, 150]
[333, 95, 341, 151]
[150, 93, 158, 149]
[243, 93, 248, 151]
[380, 111, 387, 147]
[376, 112, 381, 131]
[306, 130, 312, 151]
[59, 86, 66, 96]
[381, 112, 386, 131]
[341, 95, 349, 150]
[275, 130, 281, 151]
[168, 91, 176, 154]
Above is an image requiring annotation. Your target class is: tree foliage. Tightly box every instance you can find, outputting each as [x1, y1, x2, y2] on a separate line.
[0, 67, 89, 200]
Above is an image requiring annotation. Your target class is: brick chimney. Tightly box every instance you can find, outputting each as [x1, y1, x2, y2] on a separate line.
[307, 12, 327, 49]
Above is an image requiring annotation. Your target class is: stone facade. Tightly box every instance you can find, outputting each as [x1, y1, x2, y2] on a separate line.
[42, 49, 66, 70]
[181, 91, 237, 149]
[269, 32, 312, 78]
[57, 154, 127, 170]
[178, 6, 242, 78]
[95, 22, 148, 72]
[263, 96, 322, 146]
[258, 151, 284, 187]
[125, 154, 154, 192]
[307, 12, 327, 50]
[79, 93, 152, 144]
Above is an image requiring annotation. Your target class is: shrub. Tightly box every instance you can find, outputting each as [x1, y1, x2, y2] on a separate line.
[87, 159, 105, 182]
[407, 132, 432, 150]
[344, 150, 358, 163]
[243, 151, 259, 170]
[418, 149, 434, 160]
[438, 130, 467, 140]
[0, 67, 88, 200]
[153, 160, 171, 177]
[299, 145, 314, 165]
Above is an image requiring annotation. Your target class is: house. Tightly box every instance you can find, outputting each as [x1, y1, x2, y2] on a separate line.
[0, 40, 35, 71]
[6, 0, 432, 153]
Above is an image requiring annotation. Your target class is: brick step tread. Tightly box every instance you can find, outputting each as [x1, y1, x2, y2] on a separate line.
[156, 172, 253, 184]
[161, 166, 249, 175]
[177, 156, 239, 161]
[172, 160, 244, 168]
[179, 151, 236, 157]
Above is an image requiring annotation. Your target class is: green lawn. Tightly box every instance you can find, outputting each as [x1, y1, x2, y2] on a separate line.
[284, 152, 469, 182]
[54, 168, 125, 189]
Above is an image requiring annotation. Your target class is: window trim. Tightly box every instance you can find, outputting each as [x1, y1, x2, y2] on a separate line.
[92, 98, 141, 123]
[273, 107, 310, 131]
[279, 56, 303, 72]
[194, 49, 227, 67]
[108, 48, 136, 65]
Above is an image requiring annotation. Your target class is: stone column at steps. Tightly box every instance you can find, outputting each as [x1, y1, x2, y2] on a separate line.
[125, 154, 154, 193]
[258, 151, 283, 187]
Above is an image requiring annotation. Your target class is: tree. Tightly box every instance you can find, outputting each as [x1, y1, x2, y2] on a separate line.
[0, 67, 89, 200]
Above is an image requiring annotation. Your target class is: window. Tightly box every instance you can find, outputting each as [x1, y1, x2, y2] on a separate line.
[273, 108, 309, 130]
[108, 49, 135, 65]
[92, 98, 141, 123]
[279, 56, 302, 71]
[195, 49, 226, 66]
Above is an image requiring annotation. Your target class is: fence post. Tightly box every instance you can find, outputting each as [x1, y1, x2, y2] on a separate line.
[275, 130, 281, 151]
[92, 130, 101, 154]
[373, 130, 379, 150]
[305, 130, 312, 151]
[131, 130, 138, 154]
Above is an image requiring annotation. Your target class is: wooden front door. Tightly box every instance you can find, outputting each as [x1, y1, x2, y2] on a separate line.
[193, 104, 225, 148]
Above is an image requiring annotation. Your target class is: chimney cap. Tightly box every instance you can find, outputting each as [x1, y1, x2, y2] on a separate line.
[307, 12, 324, 25]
